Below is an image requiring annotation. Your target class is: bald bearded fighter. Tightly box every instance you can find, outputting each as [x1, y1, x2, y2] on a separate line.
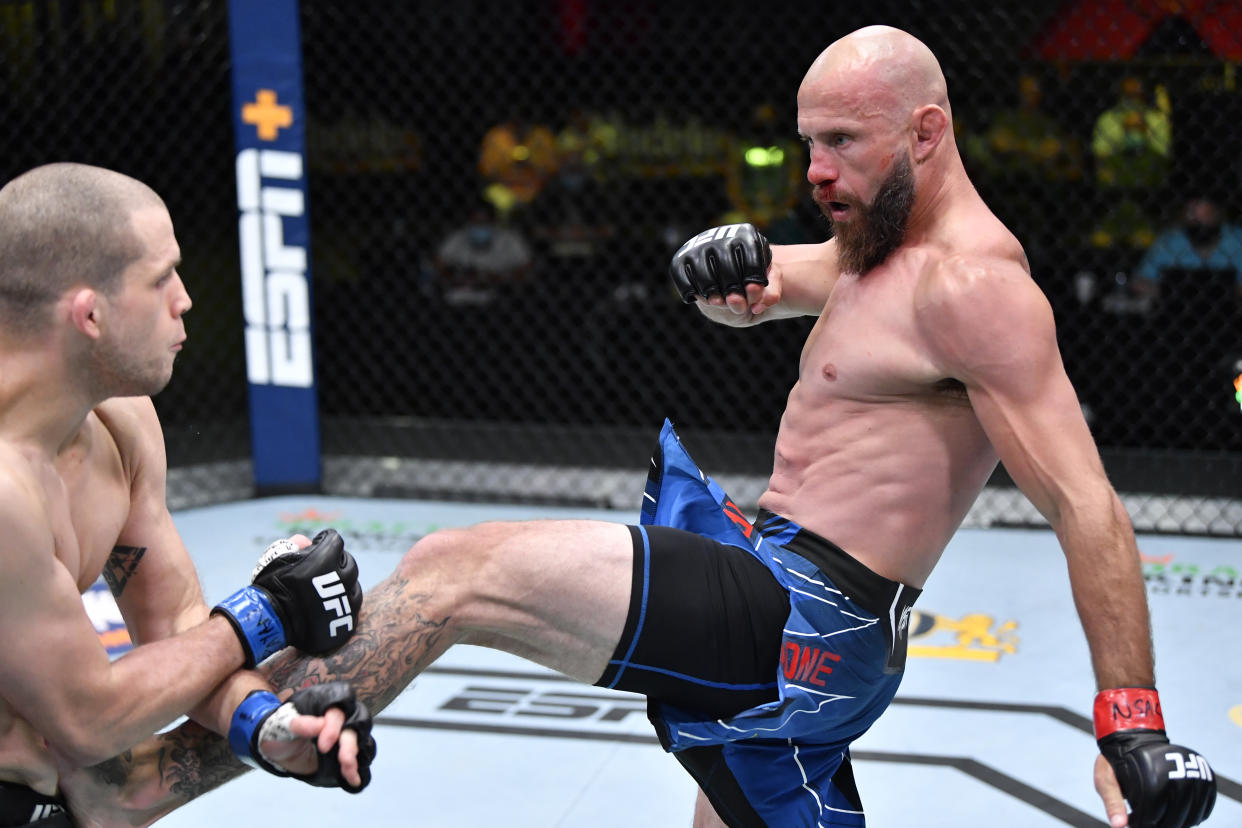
[58, 26, 1214, 828]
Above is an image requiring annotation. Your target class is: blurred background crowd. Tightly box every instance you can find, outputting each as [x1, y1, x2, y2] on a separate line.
[2, 0, 1239, 529]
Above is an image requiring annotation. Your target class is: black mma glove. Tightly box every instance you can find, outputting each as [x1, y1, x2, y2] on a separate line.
[1094, 687, 1216, 828]
[228, 681, 377, 793]
[213, 529, 362, 668]
[669, 223, 772, 303]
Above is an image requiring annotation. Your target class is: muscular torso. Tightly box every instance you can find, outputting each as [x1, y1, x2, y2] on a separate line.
[759, 229, 1024, 587]
[0, 405, 134, 793]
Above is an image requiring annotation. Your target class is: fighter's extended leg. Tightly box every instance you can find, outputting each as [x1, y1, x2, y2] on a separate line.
[693, 790, 730, 828]
[60, 519, 635, 827]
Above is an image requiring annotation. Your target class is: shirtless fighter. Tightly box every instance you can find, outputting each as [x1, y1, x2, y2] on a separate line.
[0, 163, 375, 827]
[59, 25, 1215, 828]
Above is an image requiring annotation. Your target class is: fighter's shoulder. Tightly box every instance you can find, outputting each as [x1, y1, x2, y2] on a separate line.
[0, 443, 42, 509]
[0, 446, 53, 560]
[917, 235, 1043, 317]
[92, 397, 168, 484]
[913, 238, 1055, 363]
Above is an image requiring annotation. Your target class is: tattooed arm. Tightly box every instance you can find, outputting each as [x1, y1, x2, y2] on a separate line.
[81, 399, 353, 799]
[61, 723, 248, 828]
[63, 568, 450, 826]
[0, 407, 260, 769]
[97, 398, 276, 740]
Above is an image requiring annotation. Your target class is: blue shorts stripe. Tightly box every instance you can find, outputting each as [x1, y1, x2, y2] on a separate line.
[605, 524, 652, 689]
[607, 660, 781, 692]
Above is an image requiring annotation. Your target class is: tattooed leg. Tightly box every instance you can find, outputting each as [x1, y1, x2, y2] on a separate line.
[60, 564, 454, 827]
[264, 567, 452, 711]
[60, 519, 630, 826]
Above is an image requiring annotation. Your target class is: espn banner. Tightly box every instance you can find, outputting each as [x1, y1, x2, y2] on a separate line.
[228, 0, 321, 492]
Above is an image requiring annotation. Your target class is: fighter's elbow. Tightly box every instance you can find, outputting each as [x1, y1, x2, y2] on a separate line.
[45, 720, 121, 768]
[1050, 484, 1129, 546]
[41, 687, 142, 767]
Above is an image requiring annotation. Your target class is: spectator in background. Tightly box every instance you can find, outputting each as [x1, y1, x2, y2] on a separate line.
[720, 102, 808, 237]
[1132, 194, 1242, 443]
[556, 107, 620, 183]
[477, 112, 559, 222]
[968, 71, 1084, 185]
[1088, 74, 1172, 251]
[1092, 74, 1172, 191]
[527, 140, 618, 282]
[433, 199, 534, 306]
[1134, 194, 1242, 305]
[963, 70, 1084, 271]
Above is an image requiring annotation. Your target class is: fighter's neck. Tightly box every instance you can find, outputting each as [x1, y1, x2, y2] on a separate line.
[906, 162, 977, 242]
[0, 350, 98, 456]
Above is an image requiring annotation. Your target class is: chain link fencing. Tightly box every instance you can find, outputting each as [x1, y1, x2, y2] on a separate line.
[3, 0, 1239, 533]
[1, 0, 247, 472]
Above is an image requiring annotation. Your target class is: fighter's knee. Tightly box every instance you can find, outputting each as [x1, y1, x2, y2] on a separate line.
[394, 522, 508, 589]
[397, 525, 461, 578]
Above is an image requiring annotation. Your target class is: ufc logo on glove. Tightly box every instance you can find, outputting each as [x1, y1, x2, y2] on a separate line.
[213, 529, 364, 667]
[313, 571, 354, 637]
[1167, 752, 1213, 782]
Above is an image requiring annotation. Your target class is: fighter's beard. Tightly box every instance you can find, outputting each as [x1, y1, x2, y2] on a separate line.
[829, 154, 915, 275]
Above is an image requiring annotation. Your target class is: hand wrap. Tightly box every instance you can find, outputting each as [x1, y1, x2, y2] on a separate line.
[228, 682, 377, 793]
[668, 223, 771, 303]
[1094, 687, 1215, 828]
[213, 529, 362, 667]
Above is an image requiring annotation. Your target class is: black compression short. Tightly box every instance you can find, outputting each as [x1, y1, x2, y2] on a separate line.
[594, 524, 791, 719]
[0, 782, 74, 827]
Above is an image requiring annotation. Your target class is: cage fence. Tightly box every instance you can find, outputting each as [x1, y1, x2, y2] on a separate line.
[3, 0, 1239, 534]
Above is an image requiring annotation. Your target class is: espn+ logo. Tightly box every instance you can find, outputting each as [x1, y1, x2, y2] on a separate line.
[313, 571, 354, 638]
[236, 148, 312, 387]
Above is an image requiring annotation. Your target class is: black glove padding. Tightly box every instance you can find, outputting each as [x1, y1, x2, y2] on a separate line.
[252, 528, 362, 655]
[249, 682, 378, 794]
[1099, 730, 1216, 828]
[669, 223, 771, 303]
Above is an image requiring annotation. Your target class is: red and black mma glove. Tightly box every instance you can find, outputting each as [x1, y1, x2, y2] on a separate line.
[1094, 687, 1216, 828]
[213, 529, 363, 668]
[669, 223, 772, 303]
[229, 681, 378, 793]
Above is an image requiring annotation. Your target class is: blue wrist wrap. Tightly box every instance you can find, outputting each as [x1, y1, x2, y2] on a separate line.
[228, 690, 282, 765]
[214, 586, 287, 667]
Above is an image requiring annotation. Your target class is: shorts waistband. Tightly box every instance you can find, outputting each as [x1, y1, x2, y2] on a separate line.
[0, 781, 72, 828]
[753, 509, 921, 620]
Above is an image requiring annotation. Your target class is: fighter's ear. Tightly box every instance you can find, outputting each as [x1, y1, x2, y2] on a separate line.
[911, 105, 949, 162]
[68, 287, 102, 339]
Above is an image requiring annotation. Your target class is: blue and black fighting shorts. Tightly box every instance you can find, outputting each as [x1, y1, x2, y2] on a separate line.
[0, 782, 73, 827]
[594, 420, 921, 827]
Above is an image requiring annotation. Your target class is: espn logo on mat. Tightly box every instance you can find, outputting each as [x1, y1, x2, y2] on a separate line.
[236, 146, 312, 387]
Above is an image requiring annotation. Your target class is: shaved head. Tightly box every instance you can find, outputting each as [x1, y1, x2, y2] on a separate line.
[0, 162, 166, 336]
[801, 25, 950, 125]
[797, 27, 960, 273]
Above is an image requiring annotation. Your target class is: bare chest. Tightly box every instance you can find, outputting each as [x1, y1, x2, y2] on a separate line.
[800, 273, 954, 402]
[52, 421, 132, 591]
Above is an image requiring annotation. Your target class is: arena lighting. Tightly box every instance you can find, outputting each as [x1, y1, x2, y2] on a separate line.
[744, 145, 786, 167]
